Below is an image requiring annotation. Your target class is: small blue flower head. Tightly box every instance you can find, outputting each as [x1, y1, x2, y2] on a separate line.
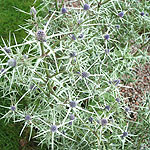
[84, 4, 90, 11]
[70, 52, 76, 57]
[69, 101, 77, 108]
[70, 114, 75, 120]
[89, 116, 93, 123]
[78, 34, 83, 38]
[104, 34, 110, 40]
[82, 72, 89, 78]
[116, 98, 120, 103]
[109, 80, 112, 84]
[30, 6, 37, 16]
[146, 13, 149, 16]
[118, 12, 124, 17]
[62, 8, 67, 14]
[101, 118, 108, 126]
[105, 49, 110, 54]
[51, 125, 58, 132]
[1, 68, 4, 72]
[25, 115, 31, 120]
[11, 106, 16, 111]
[78, 19, 83, 24]
[0, 68, 6, 74]
[36, 30, 46, 42]
[122, 131, 128, 138]
[125, 106, 130, 112]
[7, 58, 16, 67]
[115, 25, 120, 29]
[71, 34, 76, 40]
[4, 47, 11, 53]
[68, 121, 72, 125]
[105, 105, 110, 111]
[113, 79, 120, 86]
[140, 12, 144, 16]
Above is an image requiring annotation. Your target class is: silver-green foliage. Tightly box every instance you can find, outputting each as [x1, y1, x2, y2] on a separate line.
[0, 0, 150, 149]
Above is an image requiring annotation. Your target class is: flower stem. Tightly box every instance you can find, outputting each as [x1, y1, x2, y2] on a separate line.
[40, 42, 63, 102]
[55, 0, 58, 11]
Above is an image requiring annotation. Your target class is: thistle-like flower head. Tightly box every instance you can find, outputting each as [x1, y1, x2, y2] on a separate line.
[82, 72, 89, 78]
[36, 30, 46, 42]
[68, 121, 72, 125]
[70, 52, 76, 57]
[70, 114, 75, 120]
[121, 131, 128, 138]
[118, 12, 124, 17]
[104, 34, 110, 40]
[4, 47, 11, 53]
[105, 105, 110, 111]
[25, 115, 31, 120]
[89, 116, 93, 123]
[69, 101, 77, 108]
[7, 58, 16, 67]
[140, 12, 144, 16]
[84, 4, 90, 10]
[51, 125, 58, 132]
[78, 34, 83, 38]
[115, 25, 120, 29]
[71, 34, 76, 40]
[101, 118, 108, 126]
[11, 106, 16, 111]
[116, 98, 120, 103]
[125, 106, 130, 112]
[0, 68, 6, 74]
[113, 79, 120, 86]
[30, 7, 37, 16]
[62, 8, 67, 14]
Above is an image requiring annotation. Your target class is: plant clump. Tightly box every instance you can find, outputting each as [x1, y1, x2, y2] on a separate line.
[0, 0, 150, 149]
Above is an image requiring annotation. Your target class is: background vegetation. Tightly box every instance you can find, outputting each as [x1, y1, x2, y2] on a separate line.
[0, 0, 41, 46]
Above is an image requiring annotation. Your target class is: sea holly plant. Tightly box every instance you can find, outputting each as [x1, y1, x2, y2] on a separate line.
[0, 0, 150, 149]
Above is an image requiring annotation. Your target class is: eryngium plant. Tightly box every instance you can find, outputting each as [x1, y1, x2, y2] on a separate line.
[0, 0, 150, 149]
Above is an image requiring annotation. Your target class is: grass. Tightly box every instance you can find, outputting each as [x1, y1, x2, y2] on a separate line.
[0, 120, 21, 150]
[0, 0, 41, 46]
